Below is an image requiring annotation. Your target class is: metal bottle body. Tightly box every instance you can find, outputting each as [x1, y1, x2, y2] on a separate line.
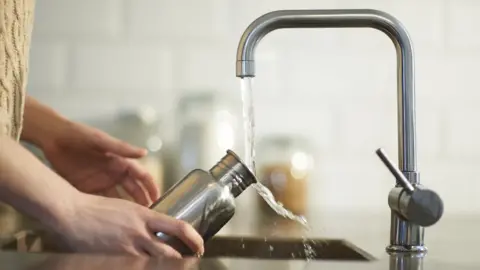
[149, 150, 256, 255]
[150, 169, 236, 254]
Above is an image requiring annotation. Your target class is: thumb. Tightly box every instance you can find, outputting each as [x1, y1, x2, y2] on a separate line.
[147, 213, 205, 255]
[92, 131, 147, 158]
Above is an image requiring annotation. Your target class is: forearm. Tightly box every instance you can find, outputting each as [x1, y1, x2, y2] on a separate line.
[21, 96, 70, 149]
[0, 135, 80, 231]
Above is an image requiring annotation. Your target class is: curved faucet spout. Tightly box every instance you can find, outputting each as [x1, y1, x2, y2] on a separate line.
[236, 9, 418, 173]
[235, 9, 430, 253]
[236, 9, 416, 173]
[236, 9, 413, 77]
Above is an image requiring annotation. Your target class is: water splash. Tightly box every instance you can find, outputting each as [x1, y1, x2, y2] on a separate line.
[254, 184, 309, 228]
[302, 237, 317, 261]
[240, 78, 309, 228]
[240, 77, 314, 260]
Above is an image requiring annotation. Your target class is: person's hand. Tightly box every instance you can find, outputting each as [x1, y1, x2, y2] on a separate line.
[41, 120, 159, 206]
[54, 193, 204, 258]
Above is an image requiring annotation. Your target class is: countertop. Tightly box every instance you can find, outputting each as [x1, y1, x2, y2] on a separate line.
[1, 209, 479, 269]
[223, 207, 480, 261]
[1, 251, 478, 270]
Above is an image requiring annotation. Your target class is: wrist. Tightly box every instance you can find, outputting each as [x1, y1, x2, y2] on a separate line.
[0, 135, 83, 236]
[21, 96, 71, 150]
[36, 117, 72, 152]
[41, 187, 84, 234]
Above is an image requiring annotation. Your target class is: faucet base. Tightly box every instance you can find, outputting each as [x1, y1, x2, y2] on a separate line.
[386, 245, 427, 254]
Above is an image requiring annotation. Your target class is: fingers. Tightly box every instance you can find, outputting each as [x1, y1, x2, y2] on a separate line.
[177, 257, 201, 269]
[142, 239, 182, 259]
[123, 247, 145, 257]
[107, 154, 160, 206]
[147, 214, 205, 256]
[126, 159, 160, 202]
[122, 178, 151, 206]
[106, 156, 158, 206]
[92, 130, 147, 158]
[103, 186, 122, 199]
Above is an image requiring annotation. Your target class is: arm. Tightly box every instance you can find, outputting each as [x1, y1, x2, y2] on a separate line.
[13, 96, 204, 256]
[21, 95, 69, 149]
[21, 96, 147, 161]
[0, 135, 204, 257]
[20, 96, 157, 204]
[0, 135, 77, 232]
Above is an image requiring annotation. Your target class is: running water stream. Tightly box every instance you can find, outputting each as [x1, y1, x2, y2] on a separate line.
[240, 78, 309, 229]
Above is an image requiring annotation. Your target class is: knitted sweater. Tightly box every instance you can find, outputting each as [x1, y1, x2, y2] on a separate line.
[0, 0, 35, 140]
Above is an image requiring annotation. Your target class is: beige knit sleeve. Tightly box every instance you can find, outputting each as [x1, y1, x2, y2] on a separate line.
[0, 0, 36, 140]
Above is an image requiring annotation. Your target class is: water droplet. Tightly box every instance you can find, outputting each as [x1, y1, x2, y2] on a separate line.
[241, 77, 315, 262]
[241, 78, 310, 230]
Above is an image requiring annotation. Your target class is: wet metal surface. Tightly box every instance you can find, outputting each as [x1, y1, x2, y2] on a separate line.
[1, 212, 480, 269]
[0, 251, 479, 270]
[0, 231, 375, 261]
[203, 236, 375, 261]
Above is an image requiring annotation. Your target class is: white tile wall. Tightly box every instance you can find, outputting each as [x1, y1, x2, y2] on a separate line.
[33, 0, 122, 39]
[28, 41, 68, 92]
[71, 44, 173, 91]
[126, 0, 231, 40]
[26, 0, 480, 215]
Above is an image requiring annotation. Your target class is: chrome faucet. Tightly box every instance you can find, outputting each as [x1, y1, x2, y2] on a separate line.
[235, 9, 444, 253]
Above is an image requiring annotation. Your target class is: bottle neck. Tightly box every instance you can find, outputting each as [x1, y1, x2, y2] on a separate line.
[209, 150, 257, 197]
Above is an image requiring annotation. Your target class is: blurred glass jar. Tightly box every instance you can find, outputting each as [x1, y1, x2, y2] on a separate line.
[256, 135, 315, 216]
[111, 106, 165, 195]
[174, 92, 239, 236]
[174, 92, 239, 180]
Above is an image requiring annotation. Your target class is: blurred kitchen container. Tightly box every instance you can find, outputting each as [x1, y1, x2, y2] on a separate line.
[109, 106, 166, 195]
[256, 135, 315, 216]
[172, 92, 240, 236]
[172, 92, 240, 183]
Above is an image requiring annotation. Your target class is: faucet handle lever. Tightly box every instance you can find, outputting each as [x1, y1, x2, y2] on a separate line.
[376, 148, 414, 193]
[376, 148, 444, 227]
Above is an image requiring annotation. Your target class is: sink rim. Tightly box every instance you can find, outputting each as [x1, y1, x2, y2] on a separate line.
[0, 230, 377, 262]
[203, 235, 377, 261]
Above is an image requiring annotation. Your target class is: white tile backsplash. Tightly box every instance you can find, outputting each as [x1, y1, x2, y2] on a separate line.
[26, 0, 480, 214]
[173, 44, 236, 92]
[27, 41, 68, 92]
[445, 0, 480, 51]
[445, 106, 480, 158]
[126, 0, 230, 40]
[335, 102, 397, 155]
[33, 0, 122, 38]
[71, 44, 173, 91]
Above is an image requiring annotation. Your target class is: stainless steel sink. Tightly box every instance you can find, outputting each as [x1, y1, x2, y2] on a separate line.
[1, 231, 375, 261]
[203, 236, 375, 261]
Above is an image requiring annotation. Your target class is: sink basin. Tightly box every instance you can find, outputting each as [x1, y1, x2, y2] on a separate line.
[1, 231, 375, 262]
[203, 236, 375, 261]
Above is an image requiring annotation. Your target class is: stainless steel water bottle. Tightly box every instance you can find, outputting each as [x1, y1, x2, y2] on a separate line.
[149, 149, 257, 255]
